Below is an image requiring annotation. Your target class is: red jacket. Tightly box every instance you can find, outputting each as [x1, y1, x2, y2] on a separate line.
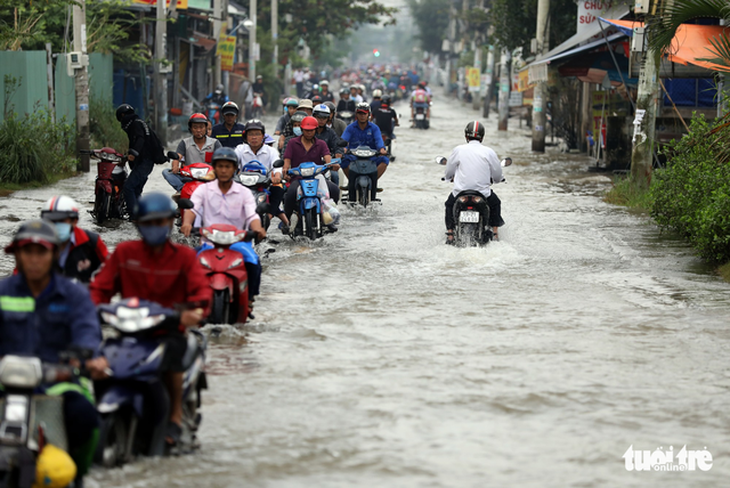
[89, 240, 211, 315]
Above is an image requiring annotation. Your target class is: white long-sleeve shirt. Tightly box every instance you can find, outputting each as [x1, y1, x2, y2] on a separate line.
[444, 140, 503, 198]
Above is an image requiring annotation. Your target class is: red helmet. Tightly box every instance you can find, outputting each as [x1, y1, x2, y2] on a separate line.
[300, 116, 318, 130]
[188, 113, 209, 130]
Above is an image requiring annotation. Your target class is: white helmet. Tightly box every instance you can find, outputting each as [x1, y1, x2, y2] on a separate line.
[313, 104, 331, 117]
[41, 196, 80, 221]
[373, 89, 382, 98]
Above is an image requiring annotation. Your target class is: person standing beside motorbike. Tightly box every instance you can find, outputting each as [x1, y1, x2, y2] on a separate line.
[1, 220, 108, 479]
[444, 121, 504, 244]
[164, 113, 221, 193]
[211, 101, 245, 148]
[340, 103, 389, 180]
[282, 116, 341, 221]
[90, 193, 211, 446]
[116, 104, 166, 219]
[234, 120, 289, 230]
[40, 196, 108, 284]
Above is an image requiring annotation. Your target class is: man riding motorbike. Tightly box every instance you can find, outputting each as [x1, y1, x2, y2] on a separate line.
[181, 148, 266, 301]
[275, 98, 300, 145]
[203, 83, 228, 107]
[340, 103, 389, 195]
[325, 101, 346, 137]
[319, 80, 335, 102]
[211, 101, 245, 148]
[90, 193, 211, 446]
[40, 195, 108, 284]
[444, 121, 505, 244]
[411, 82, 430, 126]
[1, 219, 108, 479]
[164, 113, 221, 193]
[337, 89, 356, 114]
[235, 119, 289, 231]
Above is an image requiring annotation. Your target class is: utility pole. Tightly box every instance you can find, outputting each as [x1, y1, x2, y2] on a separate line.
[444, 1, 456, 96]
[249, 0, 257, 82]
[213, 0, 223, 86]
[531, 0, 549, 152]
[271, 0, 278, 97]
[72, 0, 90, 172]
[483, 45, 495, 117]
[631, 0, 660, 187]
[498, 48, 510, 131]
[472, 42, 482, 111]
[153, 0, 168, 145]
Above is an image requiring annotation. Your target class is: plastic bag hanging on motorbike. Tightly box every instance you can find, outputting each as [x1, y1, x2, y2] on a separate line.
[322, 198, 340, 225]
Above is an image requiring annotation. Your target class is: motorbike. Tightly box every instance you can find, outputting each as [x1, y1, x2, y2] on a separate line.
[89, 147, 128, 224]
[413, 104, 430, 129]
[287, 160, 339, 240]
[437, 156, 512, 247]
[346, 146, 380, 208]
[206, 102, 221, 125]
[0, 353, 90, 487]
[251, 93, 264, 118]
[94, 298, 207, 467]
[336, 110, 355, 125]
[237, 160, 273, 231]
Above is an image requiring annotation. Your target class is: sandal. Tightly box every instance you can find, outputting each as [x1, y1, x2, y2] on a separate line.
[165, 421, 182, 446]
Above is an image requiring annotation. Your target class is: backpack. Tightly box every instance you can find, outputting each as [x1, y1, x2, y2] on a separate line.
[134, 119, 167, 164]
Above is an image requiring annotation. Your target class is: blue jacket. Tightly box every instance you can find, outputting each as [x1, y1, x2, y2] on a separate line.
[341, 121, 384, 151]
[0, 273, 102, 363]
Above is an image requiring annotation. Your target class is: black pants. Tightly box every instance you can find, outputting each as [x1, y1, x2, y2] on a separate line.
[284, 180, 341, 218]
[445, 191, 504, 230]
[124, 158, 154, 219]
[269, 185, 285, 215]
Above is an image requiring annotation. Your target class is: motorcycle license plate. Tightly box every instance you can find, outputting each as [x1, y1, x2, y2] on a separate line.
[459, 211, 480, 223]
[415, 114, 425, 120]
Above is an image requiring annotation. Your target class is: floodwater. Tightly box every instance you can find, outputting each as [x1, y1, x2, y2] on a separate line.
[1, 100, 729, 488]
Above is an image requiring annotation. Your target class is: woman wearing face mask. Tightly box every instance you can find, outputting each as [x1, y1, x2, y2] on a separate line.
[40, 195, 109, 283]
[280, 110, 308, 155]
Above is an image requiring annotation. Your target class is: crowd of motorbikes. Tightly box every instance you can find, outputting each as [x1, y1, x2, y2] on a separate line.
[0, 67, 514, 487]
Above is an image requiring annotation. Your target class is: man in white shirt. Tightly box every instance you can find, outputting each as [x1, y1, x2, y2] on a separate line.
[294, 69, 305, 98]
[444, 120, 505, 243]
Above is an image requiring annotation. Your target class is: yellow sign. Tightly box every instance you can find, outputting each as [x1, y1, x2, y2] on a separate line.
[217, 36, 236, 72]
[466, 67, 480, 92]
[131, 0, 188, 8]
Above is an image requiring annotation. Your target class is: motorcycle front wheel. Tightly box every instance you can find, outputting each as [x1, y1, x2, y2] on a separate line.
[94, 191, 112, 225]
[95, 412, 129, 468]
[210, 289, 231, 324]
[303, 208, 319, 240]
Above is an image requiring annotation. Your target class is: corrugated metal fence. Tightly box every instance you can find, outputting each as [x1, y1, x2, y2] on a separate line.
[0, 51, 113, 124]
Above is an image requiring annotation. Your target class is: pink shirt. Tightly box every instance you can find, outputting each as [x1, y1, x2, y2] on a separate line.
[190, 180, 260, 229]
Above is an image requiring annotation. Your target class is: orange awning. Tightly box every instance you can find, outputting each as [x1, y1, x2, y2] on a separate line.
[600, 19, 730, 72]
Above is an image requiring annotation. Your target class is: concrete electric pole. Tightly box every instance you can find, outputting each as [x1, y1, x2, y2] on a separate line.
[498, 48, 510, 131]
[153, 0, 168, 145]
[531, 0, 549, 152]
[72, 0, 90, 172]
[249, 0, 257, 82]
[272, 0, 278, 94]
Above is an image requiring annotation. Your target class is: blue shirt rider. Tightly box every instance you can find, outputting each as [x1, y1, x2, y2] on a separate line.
[0, 219, 110, 479]
[341, 103, 389, 200]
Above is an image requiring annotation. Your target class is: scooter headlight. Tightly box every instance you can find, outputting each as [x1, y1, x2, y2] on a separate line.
[203, 229, 239, 245]
[299, 166, 315, 177]
[239, 174, 260, 186]
[0, 356, 43, 388]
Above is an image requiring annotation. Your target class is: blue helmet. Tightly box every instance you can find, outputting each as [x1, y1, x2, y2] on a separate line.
[135, 192, 177, 222]
[212, 147, 238, 165]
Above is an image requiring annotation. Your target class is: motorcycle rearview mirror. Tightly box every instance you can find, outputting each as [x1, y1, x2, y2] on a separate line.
[167, 151, 179, 160]
[178, 198, 194, 210]
[501, 157, 513, 167]
[272, 159, 285, 169]
[435, 156, 447, 165]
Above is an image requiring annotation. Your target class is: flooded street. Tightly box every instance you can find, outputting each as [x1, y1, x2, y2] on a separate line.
[2, 100, 729, 487]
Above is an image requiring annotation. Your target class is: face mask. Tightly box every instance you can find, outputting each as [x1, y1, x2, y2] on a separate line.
[293, 127, 302, 136]
[138, 225, 171, 246]
[54, 222, 72, 242]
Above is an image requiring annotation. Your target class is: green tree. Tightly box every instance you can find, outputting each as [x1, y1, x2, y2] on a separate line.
[407, 0, 450, 54]
[489, 0, 578, 51]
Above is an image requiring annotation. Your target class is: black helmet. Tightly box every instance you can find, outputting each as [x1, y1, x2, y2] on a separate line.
[4, 219, 60, 254]
[291, 111, 308, 124]
[381, 94, 392, 106]
[115, 104, 135, 122]
[465, 120, 485, 141]
[324, 101, 336, 114]
[135, 193, 177, 223]
[211, 147, 238, 165]
[244, 119, 265, 134]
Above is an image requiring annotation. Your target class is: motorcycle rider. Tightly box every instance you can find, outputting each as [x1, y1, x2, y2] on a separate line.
[252, 75, 266, 111]
[211, 101, 245, 148]
[181, 148, 265, 302]
[313, 104, 344, 186]
[90, 193, 211, 446]
[280, 110, 308, 155]
[203, 83, 229, 107]
[337, 88, 356, 114]
[164, 113, 222, 193]
[116, 103, 166, 219]
[350, 85, 364, 104]
[411, 82, 430, 125]
[234, 119, 289, 230]
[1, 219, 108, 477]
[297, 98, 314, 116]
[373, 95, 399, 152]
[444, 121, 505, 244]
[282, 116, 341, 224]
[40, 195, 109, 283]
[319, 80, 335, 102]
[325, 101, 347, 137]
[340, 103, 389, 199]
[369, 89, 383, 113]
[275, 97, 300, 143]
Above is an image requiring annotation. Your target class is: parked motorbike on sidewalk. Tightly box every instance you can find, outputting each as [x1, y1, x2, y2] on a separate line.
[94, 298, 207, 467]
[237, 160, 273, 231]
[437, 156, 512, 247]
[0, 353, 92, 487]
[288, 160, 339, 240]
[346, 146, 381, 208]
[89, 147, 128, 224]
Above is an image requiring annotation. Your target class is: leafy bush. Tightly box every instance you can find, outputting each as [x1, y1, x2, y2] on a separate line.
[0, 109, 76, 184]
[90, 96, 128, 152]
[651, 114, 730, 263]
